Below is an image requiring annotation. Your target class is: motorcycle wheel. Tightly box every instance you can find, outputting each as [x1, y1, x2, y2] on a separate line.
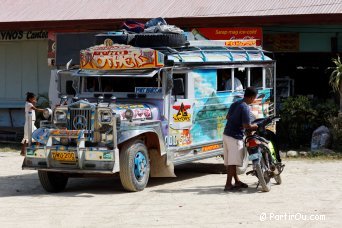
[255, 158, 271, 192]
[274, 175, 282, 185]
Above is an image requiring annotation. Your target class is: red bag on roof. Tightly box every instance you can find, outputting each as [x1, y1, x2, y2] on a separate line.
[122, 20, 145, 33]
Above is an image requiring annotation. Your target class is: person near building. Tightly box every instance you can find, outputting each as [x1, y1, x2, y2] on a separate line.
[223, 87, 258, 191]
[21, 92, 44, 156]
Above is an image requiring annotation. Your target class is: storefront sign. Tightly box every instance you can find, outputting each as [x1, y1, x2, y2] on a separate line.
[190, 27, 263, 46]
[80, 45, 164, 70]
[0, 31, 48, 41]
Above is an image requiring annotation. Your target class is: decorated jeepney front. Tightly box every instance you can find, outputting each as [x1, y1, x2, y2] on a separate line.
[24, 44, 165, 172]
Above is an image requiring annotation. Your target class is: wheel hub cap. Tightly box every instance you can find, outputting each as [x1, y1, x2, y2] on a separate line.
[134, 152, 147, 180]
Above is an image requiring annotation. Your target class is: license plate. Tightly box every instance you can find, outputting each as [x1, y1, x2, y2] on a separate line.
[52, 151, 76, 162]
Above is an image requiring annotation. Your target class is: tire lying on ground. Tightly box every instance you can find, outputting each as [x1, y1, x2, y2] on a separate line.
[133, 33, 187, 47]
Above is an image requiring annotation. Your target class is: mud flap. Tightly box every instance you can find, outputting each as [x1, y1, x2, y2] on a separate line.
[149, 149, 176, 177]
[112, 148, 120, 173]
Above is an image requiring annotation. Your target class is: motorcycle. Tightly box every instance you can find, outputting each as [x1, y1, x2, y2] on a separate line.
[245, 116, 285, 192]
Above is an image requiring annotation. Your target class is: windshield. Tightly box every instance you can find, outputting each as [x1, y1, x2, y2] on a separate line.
[82, 74, 161, 93]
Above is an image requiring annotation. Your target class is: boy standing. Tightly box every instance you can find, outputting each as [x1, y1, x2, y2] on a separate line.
[223, 87, 258, 191]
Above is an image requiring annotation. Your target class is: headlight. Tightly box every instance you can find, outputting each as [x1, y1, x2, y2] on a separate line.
[55, 110, 67, 122]
[99, 110, 112, 123]
[43, 108, 52, 119]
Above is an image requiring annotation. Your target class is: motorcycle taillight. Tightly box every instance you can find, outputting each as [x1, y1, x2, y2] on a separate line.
[246, 138, 260, 148]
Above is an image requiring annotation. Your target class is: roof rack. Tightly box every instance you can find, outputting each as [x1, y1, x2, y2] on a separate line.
[155, 45, 271, 64]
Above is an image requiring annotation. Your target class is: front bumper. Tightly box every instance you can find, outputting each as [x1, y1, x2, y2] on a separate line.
[22, 145, 118, 173]
[23, 129, 119, 173]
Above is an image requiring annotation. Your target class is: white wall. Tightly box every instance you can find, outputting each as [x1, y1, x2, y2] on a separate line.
[0, 40, 50, 106]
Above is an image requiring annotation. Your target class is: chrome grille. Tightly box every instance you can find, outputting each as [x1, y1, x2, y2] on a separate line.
[68, 108, 93, 131]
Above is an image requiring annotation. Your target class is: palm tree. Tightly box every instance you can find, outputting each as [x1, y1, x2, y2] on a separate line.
[328, 56, 342, 115]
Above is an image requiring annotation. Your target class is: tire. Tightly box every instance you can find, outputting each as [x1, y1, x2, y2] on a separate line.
[274, 174, 282, 185]
[38, 170, 68, 193]
[133, 33, 187, 47]
[119, 140, 150, 192]
[255, 159, 271, 192]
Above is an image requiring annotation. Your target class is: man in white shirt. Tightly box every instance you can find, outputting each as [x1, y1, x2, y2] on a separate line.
[225, 77, 243, 91]
[222, 70, 244, 91]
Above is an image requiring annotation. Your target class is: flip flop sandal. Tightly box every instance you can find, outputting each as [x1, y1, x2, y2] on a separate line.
[235, 181, 248, 188]
[224, 185, 241, 192]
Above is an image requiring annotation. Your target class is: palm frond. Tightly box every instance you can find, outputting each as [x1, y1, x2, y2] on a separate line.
[329, 56, 342, 93]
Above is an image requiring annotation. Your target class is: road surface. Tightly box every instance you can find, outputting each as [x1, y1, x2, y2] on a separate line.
[0, 152, 341, 227]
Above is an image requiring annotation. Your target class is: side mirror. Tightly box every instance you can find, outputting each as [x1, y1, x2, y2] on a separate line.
[164, 71, 173, 95]
[173, 78, 184, 95]
[66, 80, 76, 95]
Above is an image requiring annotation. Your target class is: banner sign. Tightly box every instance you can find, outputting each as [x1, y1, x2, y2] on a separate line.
[190, 27, 263, 46]
[0, 31, 48, 41]
[80, 44, 164, 70]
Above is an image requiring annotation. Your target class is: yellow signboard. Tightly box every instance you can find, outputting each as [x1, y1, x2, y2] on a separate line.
[225, 39, 257, 47]
[80, 44, 164, 70]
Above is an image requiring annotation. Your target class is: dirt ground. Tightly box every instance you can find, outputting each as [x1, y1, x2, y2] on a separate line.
[0, 151, 341, 228]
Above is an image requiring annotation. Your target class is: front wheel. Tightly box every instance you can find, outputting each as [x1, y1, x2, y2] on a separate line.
[255, 160, 271, 192]
[38, 170, 68, 192]
[119, 140, 150, 192]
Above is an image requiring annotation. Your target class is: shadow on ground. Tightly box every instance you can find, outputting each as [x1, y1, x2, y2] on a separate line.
[151, 185, 261, 195]
[0, 162, 227, 197]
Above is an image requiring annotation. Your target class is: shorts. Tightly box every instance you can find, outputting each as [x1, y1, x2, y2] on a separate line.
[223, 135, 244, 166]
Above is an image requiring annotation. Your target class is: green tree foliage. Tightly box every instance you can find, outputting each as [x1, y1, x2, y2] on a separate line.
[328, 56, 342, 113]
[278, 96, 337, 148]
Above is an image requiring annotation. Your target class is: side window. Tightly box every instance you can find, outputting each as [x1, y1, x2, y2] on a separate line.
[58, 72, 76, 94]
[217, 68, 245, 92]
[250, 67, 263, 89]
[234, 68, 247, 90]
[217, 69, 227, 91]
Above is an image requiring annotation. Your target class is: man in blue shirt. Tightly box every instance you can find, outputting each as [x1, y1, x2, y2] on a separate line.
[223, 87, 259, 191]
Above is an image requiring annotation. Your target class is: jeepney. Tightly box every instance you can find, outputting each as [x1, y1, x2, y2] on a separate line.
[22, 37, 276, 192]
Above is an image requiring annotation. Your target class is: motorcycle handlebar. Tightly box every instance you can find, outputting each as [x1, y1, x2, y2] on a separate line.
[253, 115, 280, 129]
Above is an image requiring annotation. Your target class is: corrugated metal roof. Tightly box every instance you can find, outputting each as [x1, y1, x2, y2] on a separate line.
[0, 0, 341, 22]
